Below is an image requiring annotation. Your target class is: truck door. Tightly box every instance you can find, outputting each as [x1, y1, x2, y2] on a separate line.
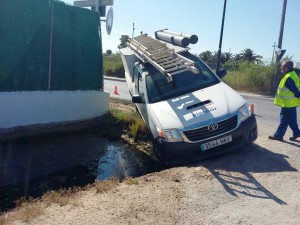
[135, 68, 149, 127]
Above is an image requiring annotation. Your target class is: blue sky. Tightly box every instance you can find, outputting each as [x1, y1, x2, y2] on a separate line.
[64, 0, 300, 61]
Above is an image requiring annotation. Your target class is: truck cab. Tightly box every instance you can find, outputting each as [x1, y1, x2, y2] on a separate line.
[120, 31, 257, 166]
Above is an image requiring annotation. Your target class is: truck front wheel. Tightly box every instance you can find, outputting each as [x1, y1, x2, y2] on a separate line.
[152, 140, 168, 166]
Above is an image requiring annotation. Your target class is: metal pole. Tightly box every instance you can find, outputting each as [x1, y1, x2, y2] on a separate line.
[132, 23, 135, 38]
[272, 0, 287, 95]
[48, 3, 54, 91]
[277, 0, 287, 54]
[216, 0, 227, 74]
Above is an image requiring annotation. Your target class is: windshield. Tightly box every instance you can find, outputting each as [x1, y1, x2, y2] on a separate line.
[145, 53, 220, 103]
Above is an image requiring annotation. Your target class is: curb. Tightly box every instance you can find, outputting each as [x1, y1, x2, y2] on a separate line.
[104, 76, 126, 82]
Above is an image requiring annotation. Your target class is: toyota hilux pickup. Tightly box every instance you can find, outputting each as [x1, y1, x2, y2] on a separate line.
[120, 29, 257, 165]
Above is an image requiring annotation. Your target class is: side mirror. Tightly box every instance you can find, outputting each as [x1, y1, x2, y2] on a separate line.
[132, 95, 143, 103]
[217, 69, 227, 79]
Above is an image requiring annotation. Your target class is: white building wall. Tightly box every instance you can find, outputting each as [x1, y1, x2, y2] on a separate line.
[0, 91, 109, 129]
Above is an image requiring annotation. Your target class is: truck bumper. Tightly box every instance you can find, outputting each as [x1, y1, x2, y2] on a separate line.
[155, 115, 257, 166]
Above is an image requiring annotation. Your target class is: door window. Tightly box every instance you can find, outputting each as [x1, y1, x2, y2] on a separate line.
[133, 66, 139, 85]
[138, 73, 145, 102]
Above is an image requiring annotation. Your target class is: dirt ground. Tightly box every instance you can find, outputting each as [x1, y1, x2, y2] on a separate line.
[1, 101, 300, 225]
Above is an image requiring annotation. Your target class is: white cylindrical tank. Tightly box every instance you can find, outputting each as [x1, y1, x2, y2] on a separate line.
[155, 31, 190, 47]
[160, 29, 198, 44]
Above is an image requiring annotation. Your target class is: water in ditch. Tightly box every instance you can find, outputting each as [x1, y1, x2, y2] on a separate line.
[0, 132, 163, 212]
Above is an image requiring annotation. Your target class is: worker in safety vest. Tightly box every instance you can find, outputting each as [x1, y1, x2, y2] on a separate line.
[269, 60, 300, 141]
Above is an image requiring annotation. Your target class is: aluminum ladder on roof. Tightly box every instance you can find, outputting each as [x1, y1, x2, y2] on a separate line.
[127, 34, 199, 77]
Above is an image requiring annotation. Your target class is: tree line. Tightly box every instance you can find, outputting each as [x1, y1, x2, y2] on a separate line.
[107, 34, 293, 66]
[104, 35, 269, 77]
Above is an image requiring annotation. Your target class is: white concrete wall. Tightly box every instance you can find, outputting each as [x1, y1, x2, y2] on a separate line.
[0, 91, 110, 128]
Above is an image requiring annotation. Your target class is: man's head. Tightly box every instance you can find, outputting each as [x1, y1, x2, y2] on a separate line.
[281, 60, 294, 74]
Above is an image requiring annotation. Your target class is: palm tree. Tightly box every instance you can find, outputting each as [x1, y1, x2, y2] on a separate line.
[105, 49, 112, 55]
[198, 51, 213, 63]
[118, 35, 129, 49]
[236, 48, 262, 63]
[221, 52, 233, 63]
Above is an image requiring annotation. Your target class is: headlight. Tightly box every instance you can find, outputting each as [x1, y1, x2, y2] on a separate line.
[156, 127, 183, 142]
[239, 103, 252, 122]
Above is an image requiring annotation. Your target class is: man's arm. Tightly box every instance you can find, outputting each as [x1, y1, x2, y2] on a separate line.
[286, 77, 300, 97]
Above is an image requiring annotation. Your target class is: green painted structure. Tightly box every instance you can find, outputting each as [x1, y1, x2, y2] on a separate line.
[0, 0, 103, 91]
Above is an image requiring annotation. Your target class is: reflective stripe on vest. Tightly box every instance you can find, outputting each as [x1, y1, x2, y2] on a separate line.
[274, 71, 300, 107]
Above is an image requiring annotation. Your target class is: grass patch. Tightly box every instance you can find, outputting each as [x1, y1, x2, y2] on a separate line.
[129, 118, 149, 142]
[93, 102, 148, 141]
[0, 198, 43, 224]
[40, 189, 76, 207]
[223, 61, 277, 95]
[103, 53, 125, 78]
[124, 177, 139, 185]
[105, 104, 149, 142]
[94, 177, 120, 194]
[14, 201, 42, 223]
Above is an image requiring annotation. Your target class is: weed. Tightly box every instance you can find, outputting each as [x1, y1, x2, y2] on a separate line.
[17, 203, 42, 223]
[110, 108, 137, 124]
[105, 107, 149, 142]
[129, 118, 148, 142]
[124, 177, 139, 185]
[40, 189, 72, 207]
[4, 198, 44, 223]
[94, 177, 120, 193]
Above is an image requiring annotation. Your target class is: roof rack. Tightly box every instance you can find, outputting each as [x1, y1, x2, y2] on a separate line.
[127, 34, 199, 77]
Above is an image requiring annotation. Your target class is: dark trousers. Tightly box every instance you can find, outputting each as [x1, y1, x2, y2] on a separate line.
[274, 107, 300, 138]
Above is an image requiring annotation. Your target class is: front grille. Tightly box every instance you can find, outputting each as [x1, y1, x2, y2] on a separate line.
[183, 115, 238, 142]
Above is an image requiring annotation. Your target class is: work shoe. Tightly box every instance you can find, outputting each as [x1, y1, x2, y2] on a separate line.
[268, 135, 283, 141]
[289, 135, 300, 141]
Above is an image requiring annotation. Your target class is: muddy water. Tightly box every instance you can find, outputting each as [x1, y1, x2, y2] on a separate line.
[0, 133, 163, 212]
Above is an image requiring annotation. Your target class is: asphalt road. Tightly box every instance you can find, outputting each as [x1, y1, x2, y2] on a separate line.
[104, 76, 131, 101]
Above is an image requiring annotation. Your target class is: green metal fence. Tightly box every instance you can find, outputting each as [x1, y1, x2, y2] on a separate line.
[0, 0, 103, 91]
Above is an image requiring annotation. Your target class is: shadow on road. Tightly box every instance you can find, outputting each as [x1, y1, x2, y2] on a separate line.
[199, 143, 297, 205]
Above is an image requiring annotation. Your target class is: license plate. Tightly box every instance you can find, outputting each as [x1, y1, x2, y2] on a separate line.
[201, 135, 232, 151]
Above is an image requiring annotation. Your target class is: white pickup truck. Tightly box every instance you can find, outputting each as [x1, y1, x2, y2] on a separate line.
[120, 30, 257, 166]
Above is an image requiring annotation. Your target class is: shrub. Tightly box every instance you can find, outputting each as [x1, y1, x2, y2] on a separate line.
[102, 105, 149, 142]
[103, 53, 125, 78]
[223, 61, 276, 95]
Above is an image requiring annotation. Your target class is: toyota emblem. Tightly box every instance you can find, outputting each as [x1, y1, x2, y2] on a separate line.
[208, 123, 218, 131]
